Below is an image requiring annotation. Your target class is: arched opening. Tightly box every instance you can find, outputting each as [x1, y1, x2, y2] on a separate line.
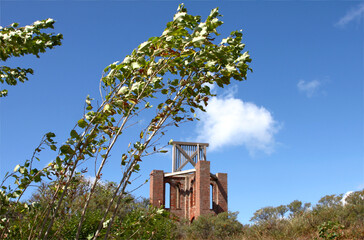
[165, 182, 170, 209]
[210, 184, 214, 210]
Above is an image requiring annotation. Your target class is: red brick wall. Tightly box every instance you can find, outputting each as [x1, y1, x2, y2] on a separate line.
[195, 160, 211, 217]
[216, 173, 228, 213]
[150, 161, 228, 222]
[150, 170, 164, 207]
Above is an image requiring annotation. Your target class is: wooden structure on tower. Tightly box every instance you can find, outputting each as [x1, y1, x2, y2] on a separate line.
[150, 141, 228, 221]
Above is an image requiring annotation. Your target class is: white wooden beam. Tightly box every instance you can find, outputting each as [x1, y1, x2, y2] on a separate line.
[164, 169, 196, 177]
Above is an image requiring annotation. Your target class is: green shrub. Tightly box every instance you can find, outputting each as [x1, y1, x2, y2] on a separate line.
[317, 221, 344, 240]
[187, 212, 243, 240]
[111, 206, 177, 240]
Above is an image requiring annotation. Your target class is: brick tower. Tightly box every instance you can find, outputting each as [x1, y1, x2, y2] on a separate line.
[150, 141, 227, 221]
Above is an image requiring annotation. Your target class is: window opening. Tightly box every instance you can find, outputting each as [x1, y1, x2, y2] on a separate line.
[210, 184, 214, 209]
[165, 182, 170, 209]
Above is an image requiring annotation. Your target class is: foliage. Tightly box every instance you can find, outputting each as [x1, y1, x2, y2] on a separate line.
[2, 176, 111, 238]
[317, 221, 344, 240]
[187, 212, 243, 240]
[0, 19, 63, 97]
[243, 189, 364, 240]
[0, 4, 251, 239]
[111, 207, 177, 240]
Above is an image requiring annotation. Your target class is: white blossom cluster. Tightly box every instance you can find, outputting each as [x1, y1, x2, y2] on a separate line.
[1, 68, 29, 83]
[0, 18, 56, 43]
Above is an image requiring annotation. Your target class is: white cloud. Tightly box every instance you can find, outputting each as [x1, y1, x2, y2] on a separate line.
[341, 191, 354, 205]
[335, 3, 364, 27]
[297, 80, 321, 97]
[196, 89, 279, 155]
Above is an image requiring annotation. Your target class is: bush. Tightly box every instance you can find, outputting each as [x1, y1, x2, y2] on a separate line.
[187, 212, 243, 240]
[110, 206, 177, 240]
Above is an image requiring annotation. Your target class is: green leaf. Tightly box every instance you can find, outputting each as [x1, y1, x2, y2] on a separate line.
[78, 119, 87, 128]
[133, 164, 140, 171]
[70, 130, 79, 139]
[60, 145, 73, 154]
[46, 132, 56, 138]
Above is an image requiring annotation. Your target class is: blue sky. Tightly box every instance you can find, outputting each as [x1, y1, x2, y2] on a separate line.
[0, 1, 363, 224]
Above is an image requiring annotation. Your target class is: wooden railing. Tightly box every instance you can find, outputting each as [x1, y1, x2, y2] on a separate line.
[170, 141, 209, 172]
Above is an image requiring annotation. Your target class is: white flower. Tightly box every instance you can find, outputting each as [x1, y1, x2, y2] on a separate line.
[35, 39, 42, 44]
[112, 61, 119, 65]
[157, 58, 164, 65]
[45, 41, 52, 46]
[173, 12, 186, 21]
[177, 3, 184, 11]
[211, 18, 219, 24]
[123, 56, 131, 64]
[199, 27, 207, 36]
[131, 82, 141, 91]
[117, 86, 128, 95]
[206, 61, 216, 68]
[147, 68, 153, 75]
[131, 62, 140, 69]
[157, 209, 164, 214]
[85, 111, 95, 120]
[108, 69, 115, 76]
[24, 25, 34, 31]
[225, 65, 236, 73]
[33, 20, 42, 26]
[103, 104, 112, 112]
[192, 36, 205, 43]
[220, 38, 229, 45]
[198, 22, 206, 28]
[138, 41, 150, 50]
[209, 8, 218, 17]
[103, 219, 111, 229]
[45, 18, 54, 24]
[235, 52, 250, 63]
[2, 34, 10, 40]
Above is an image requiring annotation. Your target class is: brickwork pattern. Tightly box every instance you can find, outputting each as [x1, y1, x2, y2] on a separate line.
[150, 161, 227, 221]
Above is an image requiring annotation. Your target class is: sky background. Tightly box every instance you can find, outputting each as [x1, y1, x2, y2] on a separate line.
[0, 1, 363, 224]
